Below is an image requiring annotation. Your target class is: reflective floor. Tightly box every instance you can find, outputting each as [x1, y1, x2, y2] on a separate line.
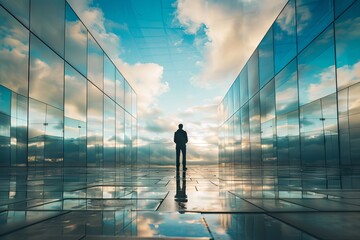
[0, 166, 360, 239]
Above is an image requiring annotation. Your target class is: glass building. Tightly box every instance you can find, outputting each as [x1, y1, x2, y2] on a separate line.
[0, 0, 137, 168]
[219, 0, 360, 193]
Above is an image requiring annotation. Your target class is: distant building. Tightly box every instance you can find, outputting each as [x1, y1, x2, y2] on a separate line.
[0, 0, 137, 167]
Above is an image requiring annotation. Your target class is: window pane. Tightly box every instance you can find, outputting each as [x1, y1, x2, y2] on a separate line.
[233, 78, 240, 112]
[104, 96, 115, 167]
[241, 103, 250, 165]
[259, 27, 274, 88]
[240, 65, 248, 107]
[88, 33, 104, 90]
[132, 116, 137, 164]
[334, 0, 356, 17]
[64, 117, 86, 166]
[116, 105, 124, 167]
[0, 85, 11, 115]
[30, 0, 65, 57]
[300, 99, 325, 166]
[65, 3, 87, 76]
[125, 80, 131, 113]
[0, 113, 11, 166]
[298, 25, 336, 105]
[349, 83, 360, 163]
[29, 34, 64, 109]
[104, 55, 116, 100]
[65, 63, 86, 121]
[116, 70, 125, 108]
[274, 0, 296, 74]
[260, 79, 275, 123]
[261, 119, 276, 165]
[125, 112, 132, 166]
[11, 93, 28, 166]
[0, 0, 29, 27]
[132, 89, 137, 118]
[249, 93, 261, 165]
[44, 104, 63, 166]
[248, 49, 259, 99]
[335, 0, 360, 90]
[0, 6, 29, 96]
[87, 82, 103, 167]
[296, 0, 334, 52]
[275, 59, 298, 115]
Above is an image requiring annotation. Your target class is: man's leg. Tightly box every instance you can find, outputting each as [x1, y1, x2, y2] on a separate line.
[182, 146, 186, 170]
[176, 147, 180, 170]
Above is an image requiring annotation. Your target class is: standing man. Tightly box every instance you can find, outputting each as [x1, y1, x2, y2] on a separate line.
[174, 124, 188, 171]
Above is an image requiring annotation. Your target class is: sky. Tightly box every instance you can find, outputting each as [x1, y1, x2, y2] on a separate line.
[67, 0, 287, 165]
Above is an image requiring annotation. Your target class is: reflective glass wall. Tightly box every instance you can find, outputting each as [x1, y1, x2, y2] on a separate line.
[219, 0, 360, 191]
[0, 0, 137, 167]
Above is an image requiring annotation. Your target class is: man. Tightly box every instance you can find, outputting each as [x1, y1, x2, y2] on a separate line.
[174, 124, 188, 171]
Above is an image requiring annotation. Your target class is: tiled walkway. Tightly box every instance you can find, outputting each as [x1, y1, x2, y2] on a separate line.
[0, 166, 360, 239]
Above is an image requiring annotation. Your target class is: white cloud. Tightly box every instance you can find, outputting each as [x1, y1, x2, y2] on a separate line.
[175, 0, 287, 88]
[67, 0, 169, 116]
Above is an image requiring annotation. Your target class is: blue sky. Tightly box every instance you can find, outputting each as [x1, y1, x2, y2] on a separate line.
[67, 0, 287, 164]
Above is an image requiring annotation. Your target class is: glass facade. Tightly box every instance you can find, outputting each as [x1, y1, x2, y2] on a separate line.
[219, 0, 360, 191]
[0, 1, 137, 167]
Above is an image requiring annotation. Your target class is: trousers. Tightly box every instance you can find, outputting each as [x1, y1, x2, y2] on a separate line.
[176, 145, 186, 170]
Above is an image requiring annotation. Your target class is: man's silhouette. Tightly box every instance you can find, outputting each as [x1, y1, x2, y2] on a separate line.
[174, 124, 188, 171]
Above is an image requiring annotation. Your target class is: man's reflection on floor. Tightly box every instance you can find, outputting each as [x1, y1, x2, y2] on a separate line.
[175, 170, 187, 212]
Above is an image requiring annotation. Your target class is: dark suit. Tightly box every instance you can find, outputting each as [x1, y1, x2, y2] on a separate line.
[174, 129, 188, 170]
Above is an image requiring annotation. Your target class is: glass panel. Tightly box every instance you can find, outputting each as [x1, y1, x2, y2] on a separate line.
[240, 65, 248, 107]
[277, 110, 300, 166]
[104, 55, 116, 100]
[65, 3, 87, 76]
[125, 81, 132, 114]
[296, 0, 334, 52]
[30, 0, 65, 57]
[44, 104, 63, 166]
[338, 88, 350, 165]
[132, 116, 137, 164]
[116, 70, 125, 108]
[29, 34, 64, 109]
[248, 49, 259, 99]
[274, 0, 296, 74]
[0, 0, 29, 27]
[300, 99, 325, 166]
[321, 94, 339, 166]
[116, 105, 125, 167]
[261, 119, 276, 165]
[10, 93, 28, 166]
[259, 27, 274, 88]
[0, 6, 29, 96]
[132, 89, 137, 118]
[0, 85, 11, 115]
[104, 96, 116, 167]
[228, 86, 234, 117]
[275, 59, 298, 115]
[124, 112, 132, 167]
[88, 33, 104, 90]
[233, 78, 240, 112]
[234, 110, 241, 164]
[298, 25, 336, 106]
[87, 82, 103, 167]
[64, 117, 86, 166]
[249, 93, 261, 165]
[260, 79, 275, 123]
[334, 0, 356, 18]
[64, 63, 86, 122]
[335, 0, 360, 90]
[241, 103, 250, 165]
[0, 113, 11, 166]
[28, 99, 46, 166]
[349, 83, 360, 163]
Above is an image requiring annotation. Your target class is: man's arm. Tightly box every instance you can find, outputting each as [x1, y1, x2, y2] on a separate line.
[174, 132, 177, 144]
[185, 131, 188, 143]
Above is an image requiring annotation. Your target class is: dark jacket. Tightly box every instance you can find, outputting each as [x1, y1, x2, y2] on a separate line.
[174, 129, 188, 147]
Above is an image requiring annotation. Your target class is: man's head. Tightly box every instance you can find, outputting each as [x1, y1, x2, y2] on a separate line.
[178, 124, 183, 129]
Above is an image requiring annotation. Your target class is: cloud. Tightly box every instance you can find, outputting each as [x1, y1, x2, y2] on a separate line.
[175, 0, 287, 88]
[67, 0, 169, 116]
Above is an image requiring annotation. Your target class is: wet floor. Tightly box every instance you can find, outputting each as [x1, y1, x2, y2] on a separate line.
[0, 166, 360, 239]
